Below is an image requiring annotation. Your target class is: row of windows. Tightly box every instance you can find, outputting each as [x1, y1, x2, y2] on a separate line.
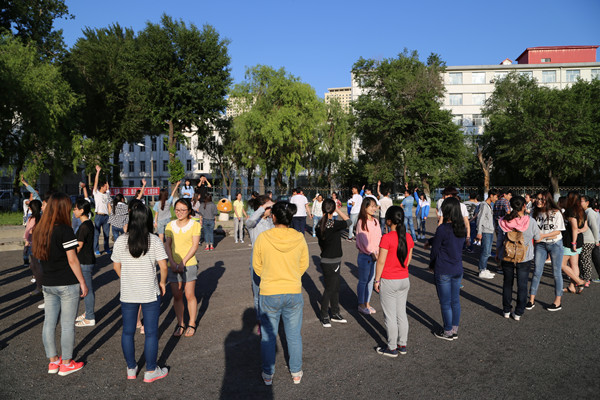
[125, 140, 193, 153]
[126, 179, 171, 188]
[448, 69, 600, 85]
[448, 93, 486, 106]
[452, 114, 486, 127]
[119, 160, 205, 173]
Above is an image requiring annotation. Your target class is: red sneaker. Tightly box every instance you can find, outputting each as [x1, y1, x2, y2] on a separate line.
[58, 360, 84, 376]
[48, 358, 62, 374]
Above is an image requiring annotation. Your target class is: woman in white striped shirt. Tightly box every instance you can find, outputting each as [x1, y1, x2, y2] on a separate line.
[112, 200, 169, 383]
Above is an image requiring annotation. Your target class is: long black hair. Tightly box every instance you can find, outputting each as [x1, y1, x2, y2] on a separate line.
[29, 199, 42, 223]
[75, 198, 92, 218]
[504, 196, 525, 222]
[441, 197, 466, 238]
[358, 197, 378, 231]
[158, 189, 168, 210]
[272, 201, 296, 227]
[319, 198, 336, 236]
[127, 199, 153, 258]
[385, 206, 408, 267]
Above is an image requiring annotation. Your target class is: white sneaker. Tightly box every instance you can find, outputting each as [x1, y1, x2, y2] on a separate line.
[37, 303, 45, 309]
[479, 270, 495, 279]
[235, 240, 238, 244]
[503, 312, 510, 318]
[510, 312, 521, 321]
[30, 278, 36, 283]
[240, 240, 244, 243]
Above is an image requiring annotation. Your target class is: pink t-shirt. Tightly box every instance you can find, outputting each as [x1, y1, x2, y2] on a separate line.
[356, 218, 382, 255]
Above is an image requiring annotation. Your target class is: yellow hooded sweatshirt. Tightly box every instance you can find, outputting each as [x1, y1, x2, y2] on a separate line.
[252, 226, 309, 296]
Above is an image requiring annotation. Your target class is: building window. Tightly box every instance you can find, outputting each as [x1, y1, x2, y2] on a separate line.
[494, 71, 508, 81]
[542, 70, 556, 83]
[151, 137, 157, 152]
[186, 159, 192, 171]
[163, 180, 169, 187]
[566, 70, 580, 82]
[473, 114, 485, 126]
[118, 161, 123, 171]
[519, 71, 533, 78]
[198, 161, 204, 171]
[452, 115, 463, 126]
[177, 142, 181, 151]
[472, 93, 486, 106]
[152, 160, 157, 172]
[140, 161, 146, 172]
[449, 94, 462, 106]
[541, 58, 551, 63]
[448, 72, 462, 85]
[128, 143, 134, 152]
[139, 142, 145, 152]
[163, 140, 168, 152]
[128, 161, 134, 173]
[471, 72, 486, 84]
[592, 69, 600, 80]
[163, 160, 168, 171]
[129, 180, 134, 187]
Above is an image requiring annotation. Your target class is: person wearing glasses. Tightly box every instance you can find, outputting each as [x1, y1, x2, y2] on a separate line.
[164, 199, 201, 337]
[528, 191, 566, 311]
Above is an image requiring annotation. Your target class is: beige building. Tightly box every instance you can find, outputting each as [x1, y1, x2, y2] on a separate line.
[325, 86, 352, 110]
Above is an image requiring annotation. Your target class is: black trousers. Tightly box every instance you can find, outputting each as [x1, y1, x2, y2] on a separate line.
[321, 262, 341, 318]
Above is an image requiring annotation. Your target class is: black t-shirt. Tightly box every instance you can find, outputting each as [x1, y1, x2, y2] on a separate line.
[562, 208, 586, 248]
[41, 225, 79, 286]
[317, 219, 352, 259]
[197, 183, 209, 200]
[76, 219, 96, 265]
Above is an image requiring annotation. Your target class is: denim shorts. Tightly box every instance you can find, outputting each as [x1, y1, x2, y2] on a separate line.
[563, 246, 582, 256]
[156, 218, 170, 235]
[167, 264, 198, 283]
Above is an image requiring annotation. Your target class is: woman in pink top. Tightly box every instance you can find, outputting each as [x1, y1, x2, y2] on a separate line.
[356, 197, 382, 315]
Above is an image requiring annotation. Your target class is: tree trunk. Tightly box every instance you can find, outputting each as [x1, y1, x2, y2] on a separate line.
[476, 145, 492, 197]
[167, 120, 175, 192]
[258, 169, 265, 195]
[421, 177, 431, 199]
[276, 170, 284, 189]
[549, 170, 559, 200]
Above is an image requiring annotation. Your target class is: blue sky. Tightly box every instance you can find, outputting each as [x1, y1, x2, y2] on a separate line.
[55, 0, 600, 98]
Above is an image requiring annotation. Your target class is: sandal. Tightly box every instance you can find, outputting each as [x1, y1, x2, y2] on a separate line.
[184, 325, 197, 337]
[576, 284, 585, 294]
[173, 325, 185, 337]
[563, 287, 576, 294]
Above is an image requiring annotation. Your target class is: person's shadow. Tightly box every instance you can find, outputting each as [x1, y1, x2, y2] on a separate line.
[220, 308, 273, 399]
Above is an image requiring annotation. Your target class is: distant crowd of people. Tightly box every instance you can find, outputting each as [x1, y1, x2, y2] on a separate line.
[19, 172, 600, 384]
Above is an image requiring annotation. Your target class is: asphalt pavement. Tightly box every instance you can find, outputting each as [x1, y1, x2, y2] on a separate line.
[1, 218, 599, 399]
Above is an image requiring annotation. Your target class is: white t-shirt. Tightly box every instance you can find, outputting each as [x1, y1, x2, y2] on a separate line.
[93, 189, 111, 215]
[379, 196, 393, 216]
[535, 210, 565, 243]
[111, 234, 168, 303]
[290, 194, 308, 217]
[349, 194, 363, 215]
[437, 197, 468, 218]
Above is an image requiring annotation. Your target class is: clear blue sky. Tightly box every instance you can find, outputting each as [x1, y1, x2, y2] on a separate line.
[55, 0, 600, 98]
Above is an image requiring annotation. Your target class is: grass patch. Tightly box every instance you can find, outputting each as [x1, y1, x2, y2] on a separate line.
[0, 211, 23, 226]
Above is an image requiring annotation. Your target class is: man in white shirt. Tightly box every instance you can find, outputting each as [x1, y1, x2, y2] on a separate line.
[437, 186, 470, 242]
[347, 185, 363, 240]
[377, 181, 393, 234]
[290, 187, 312, 234]
[93, 165, 112, 255]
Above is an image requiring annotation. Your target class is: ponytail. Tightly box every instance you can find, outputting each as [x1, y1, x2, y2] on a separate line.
[385, 206, 408, 268]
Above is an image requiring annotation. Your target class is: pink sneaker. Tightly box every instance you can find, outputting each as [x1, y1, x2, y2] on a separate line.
[58, 360, 84, 376]
[48, 358, 62, 374]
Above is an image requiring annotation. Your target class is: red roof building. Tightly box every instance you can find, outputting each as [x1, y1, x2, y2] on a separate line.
[516, 46, 598, 64]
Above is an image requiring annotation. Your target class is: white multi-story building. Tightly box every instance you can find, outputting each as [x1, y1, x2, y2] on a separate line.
[442, 46, 600, 136]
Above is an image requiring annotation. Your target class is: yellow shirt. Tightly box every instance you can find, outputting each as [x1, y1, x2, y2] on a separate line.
[253, 227, 309, 295]
[165, 219, 201, 266]
[233, 199, 245, 217]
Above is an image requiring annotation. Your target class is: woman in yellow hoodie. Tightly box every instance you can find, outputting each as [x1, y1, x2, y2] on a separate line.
[253, 201, 309, 386]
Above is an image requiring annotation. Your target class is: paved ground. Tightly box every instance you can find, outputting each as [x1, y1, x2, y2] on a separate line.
[1, 218, 599, 399]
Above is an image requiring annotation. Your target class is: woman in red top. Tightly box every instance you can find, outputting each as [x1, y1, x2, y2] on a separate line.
[374, 206, 414, 357]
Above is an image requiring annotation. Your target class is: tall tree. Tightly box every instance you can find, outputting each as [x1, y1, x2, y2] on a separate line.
[229, 65, 325, 189]
[0, 35, 77, 189]
[352, 49, 465, 195]
[66, 24, 145, 184]
[132, 14, 231, 185]
[0, 0, 73, 60]
[482, 73, 600, 194]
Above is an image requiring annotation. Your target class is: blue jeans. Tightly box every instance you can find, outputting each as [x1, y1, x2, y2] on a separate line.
[357, 253, 375, 304]
[478, 232, 494, 271]
[112, 226, 124, 242]
[42, 284, 80, 360]
[312, 216, 322, 236]
[348, 213, 359, 239]
[530, 240, 564, 298]
[468, 221, 477, 250]
[80, 264, 95, 320]
[404, 216, 416, 240]
[292, 217, 306, 234]
[380, 217, 388, 235]
[259, 293, 303, 375]
[72, 216, 82, 234]
[434, 272, 462, 332]
[203, 219, 215, 245]
[502, 260, 531, 315]
[121, 296, 161, 371]
[94, 214, 110, 253]
[416, 217, 427, 236]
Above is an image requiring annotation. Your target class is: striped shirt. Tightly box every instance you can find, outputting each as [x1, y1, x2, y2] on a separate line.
[111, 233, 168, 303]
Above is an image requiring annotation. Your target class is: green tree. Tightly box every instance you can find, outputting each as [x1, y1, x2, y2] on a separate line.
[132, 14, 231, 187]
[482, 73, 600, 194]
[351, 50, 465, 196]
[66, 24, 146, 184]
[0, 0, 73, 60]
[0, 35, 77, 189]
[229, 65, 325, 189]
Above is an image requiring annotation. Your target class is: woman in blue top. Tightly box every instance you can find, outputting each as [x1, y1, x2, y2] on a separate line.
[415, 192, 430, 240]
[401, 188, 416, 240]
[424, 197, 466, 341]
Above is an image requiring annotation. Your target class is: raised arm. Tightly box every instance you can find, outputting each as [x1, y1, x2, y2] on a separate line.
[170, 181, 181, 199]
[93, 165, 101, 193]
[136, 179, 147, 200]
[377, 180, 383, 198]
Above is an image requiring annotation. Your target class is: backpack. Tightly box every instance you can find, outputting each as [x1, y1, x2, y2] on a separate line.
[502, 230, 527, 264]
